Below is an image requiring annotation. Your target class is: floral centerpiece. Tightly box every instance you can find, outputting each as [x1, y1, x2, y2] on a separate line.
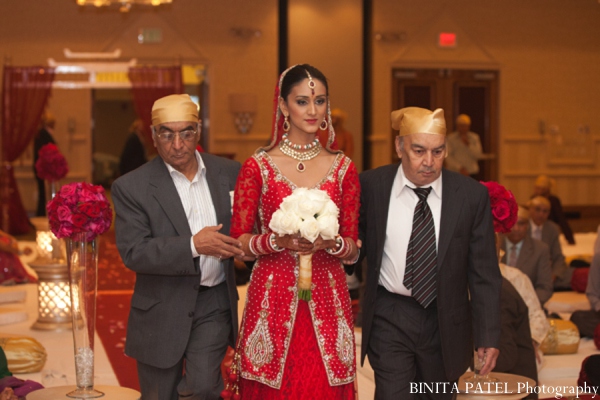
[269, 188, 339, 301]
[480, 181, 518, 234]
[46, 182, 112, 241]
[35, 143, 69, 181]
[45, 182, 112, 399]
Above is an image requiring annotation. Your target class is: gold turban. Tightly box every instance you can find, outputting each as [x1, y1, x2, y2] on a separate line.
[331, 108, 348, 120]
[391, 107, 446, 137]
[151, 94, 199, 126]
[530, 196, 551, 208]
[517, 205, 529, 220]
[456, 114, 471, 126]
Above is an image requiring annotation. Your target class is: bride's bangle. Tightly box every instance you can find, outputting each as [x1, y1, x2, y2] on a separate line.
[326, 235, 345, 256]
[249, 233, 284, 256]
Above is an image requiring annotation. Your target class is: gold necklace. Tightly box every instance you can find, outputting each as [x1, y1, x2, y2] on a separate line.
[279, 136, 322, 172]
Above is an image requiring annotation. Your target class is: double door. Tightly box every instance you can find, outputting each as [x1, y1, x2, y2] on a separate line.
[392, 68, 499, 181]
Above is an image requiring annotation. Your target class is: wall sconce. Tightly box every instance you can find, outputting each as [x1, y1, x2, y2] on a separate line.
[230, 28, 262, 39]
[374, 31, 406, 42]
[29, 217, 71, 331]
[229, 93, 257, 134]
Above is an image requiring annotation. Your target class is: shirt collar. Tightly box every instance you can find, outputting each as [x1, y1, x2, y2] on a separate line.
[529, 220, 542, 231]
[395, 164, 442, 199]
[505, 237, 524, 251]
[164, 150, 204, 182]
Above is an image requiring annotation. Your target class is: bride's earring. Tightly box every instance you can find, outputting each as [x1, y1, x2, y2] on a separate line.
[283, 115, 290, 132]
[320, 119, 328, 130]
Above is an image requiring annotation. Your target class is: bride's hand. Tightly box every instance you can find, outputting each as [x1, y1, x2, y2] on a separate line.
[275, 234, 313, 253]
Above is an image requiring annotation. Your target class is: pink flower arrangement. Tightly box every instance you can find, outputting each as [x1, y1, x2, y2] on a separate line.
[481, 181, 518, 233]
[35, 143, 69, 181]
[47, 182, 113, 241]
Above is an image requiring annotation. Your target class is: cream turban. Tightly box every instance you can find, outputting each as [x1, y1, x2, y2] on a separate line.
[391, 107, 446, 137]
[151, 94, 199, 126]
[535, 175, 551, 189]
[456, 114, 471, 126]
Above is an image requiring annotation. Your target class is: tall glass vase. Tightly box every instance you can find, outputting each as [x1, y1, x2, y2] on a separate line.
[65, 232, 104, 399]
[46, 180, 60, 203]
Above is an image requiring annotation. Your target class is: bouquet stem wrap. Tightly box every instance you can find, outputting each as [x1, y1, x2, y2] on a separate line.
[298, 254, 313, 301]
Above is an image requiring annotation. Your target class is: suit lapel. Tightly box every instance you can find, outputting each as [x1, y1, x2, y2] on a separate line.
[437, 170, 462, 269]
[375, 164, 400, 269]
[149, 157, 192, 237]
[202, 154, 229, 229]
[517, 236, 534, 268]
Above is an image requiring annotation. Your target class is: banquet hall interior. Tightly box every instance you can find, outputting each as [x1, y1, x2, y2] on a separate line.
[0, 0, 599, 398]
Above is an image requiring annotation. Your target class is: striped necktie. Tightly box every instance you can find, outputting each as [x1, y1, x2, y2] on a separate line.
[403, 186, 437, 308]
[508, 244, 518, 267]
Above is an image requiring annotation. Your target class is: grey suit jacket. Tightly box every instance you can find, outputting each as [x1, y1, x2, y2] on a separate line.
[529, 220, 568, 278]
[111, 153, 241, 369]
[357, 164, 501, 381]
[500, 235, 553, 306]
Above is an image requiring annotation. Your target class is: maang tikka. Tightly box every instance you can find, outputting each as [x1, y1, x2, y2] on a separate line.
[306, 70, 315, 95]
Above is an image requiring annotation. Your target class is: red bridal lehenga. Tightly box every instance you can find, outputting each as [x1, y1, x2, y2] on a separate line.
[230, 149, 360, 399]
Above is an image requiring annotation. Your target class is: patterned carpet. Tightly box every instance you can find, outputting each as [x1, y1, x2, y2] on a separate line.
[96, 230, 139, 390]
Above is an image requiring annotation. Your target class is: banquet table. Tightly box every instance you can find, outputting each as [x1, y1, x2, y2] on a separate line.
[0, 284, 136, 397]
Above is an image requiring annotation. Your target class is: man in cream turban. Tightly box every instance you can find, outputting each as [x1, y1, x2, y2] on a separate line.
[445, 113, 483, 178]
[532, 174, 575, 245]
[355, 107, 501, 398]
[112, 94, 244, 399]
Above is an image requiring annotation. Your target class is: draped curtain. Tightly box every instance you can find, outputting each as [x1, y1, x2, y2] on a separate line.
[1, 66, 55, 234]
[128, 66, 183, 155]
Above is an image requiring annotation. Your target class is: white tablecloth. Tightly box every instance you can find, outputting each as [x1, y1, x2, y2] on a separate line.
[0, 284, 119, 388]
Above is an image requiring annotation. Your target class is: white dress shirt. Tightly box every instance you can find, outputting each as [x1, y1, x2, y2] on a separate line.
[530, 221, 543, 241]
[165, 151, 224, 287]
[379, 166, 442, 296]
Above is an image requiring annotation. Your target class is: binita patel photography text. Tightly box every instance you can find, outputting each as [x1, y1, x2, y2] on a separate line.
[410, 382, 599, 398]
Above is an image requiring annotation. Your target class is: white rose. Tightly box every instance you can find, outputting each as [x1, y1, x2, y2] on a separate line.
[280, 197, 300, 215]
[269, 209, 301, 235]
[306, 189, 330, 213]
[299, 216, 320, 243]
[316, 214, 339, 240]
[319, 200, 339, 218]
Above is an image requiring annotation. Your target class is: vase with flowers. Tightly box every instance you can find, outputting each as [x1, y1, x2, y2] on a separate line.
[35, 143, 69, 202]
[47, 182, 112, 399]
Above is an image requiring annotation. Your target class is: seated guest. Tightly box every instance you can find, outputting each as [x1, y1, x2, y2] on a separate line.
[532, 174, 575, 245]
[570, 225, 600, 337]
[500, 206, 553, 306]
[528, 196, 572, 290]
[0, 230, 36, 284]
[500, 263, 550, 367]
[495, 278, 538, 399]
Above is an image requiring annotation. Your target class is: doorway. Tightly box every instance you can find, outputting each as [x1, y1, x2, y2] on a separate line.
[392, 68, 499, 181]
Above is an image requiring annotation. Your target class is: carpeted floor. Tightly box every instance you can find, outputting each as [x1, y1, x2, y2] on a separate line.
[96, 230, 139, 390]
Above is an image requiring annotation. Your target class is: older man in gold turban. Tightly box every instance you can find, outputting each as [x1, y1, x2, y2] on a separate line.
[111, 94, 244, 400]
[355, 107, 501, 399]
[445, 113, 483, 178]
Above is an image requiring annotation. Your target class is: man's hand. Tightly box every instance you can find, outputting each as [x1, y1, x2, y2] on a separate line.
[476, 347, 499, 376]
[193, 224, 244, 260]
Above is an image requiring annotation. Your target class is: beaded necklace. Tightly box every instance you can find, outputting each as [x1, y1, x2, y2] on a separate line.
[279, 133, 322, 172]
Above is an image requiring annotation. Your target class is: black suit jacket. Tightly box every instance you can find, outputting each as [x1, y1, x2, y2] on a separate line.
[111, 153, 241, 369]
[357, 164, 501, 381]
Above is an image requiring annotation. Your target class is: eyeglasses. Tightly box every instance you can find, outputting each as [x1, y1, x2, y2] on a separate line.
[156, 129, 197, 143]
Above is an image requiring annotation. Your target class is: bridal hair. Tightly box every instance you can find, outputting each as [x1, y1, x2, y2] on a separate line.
[280, 64, 329, 100]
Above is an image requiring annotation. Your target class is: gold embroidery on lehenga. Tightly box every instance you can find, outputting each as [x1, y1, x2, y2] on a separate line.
[245, 274, 275, 369]
[329, 272, 355, 368]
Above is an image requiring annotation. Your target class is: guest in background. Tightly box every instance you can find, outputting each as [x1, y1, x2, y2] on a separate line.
[532, 174, 575, 245]
[330, 108, 354, 159]
[500, 206, 553, 306]
[33, 111, 56, 216]
[112, 94, 244, 400]
[528, 196, 572, 290]
[570, 225, 600, 337]
[0, 230, 36, 284]
[495, 277, 538, 399]
[445, 114, 482, 178]
[357, 107, 500, 399]
[118, 119, 147, 176]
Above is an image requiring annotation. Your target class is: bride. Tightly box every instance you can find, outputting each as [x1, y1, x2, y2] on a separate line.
[228, 64, 360, 399]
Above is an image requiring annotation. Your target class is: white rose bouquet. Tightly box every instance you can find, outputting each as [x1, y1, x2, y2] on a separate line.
[269, 188, 339, 301]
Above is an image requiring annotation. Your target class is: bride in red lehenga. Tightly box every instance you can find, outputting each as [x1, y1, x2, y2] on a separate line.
[229, 64, 360, 399]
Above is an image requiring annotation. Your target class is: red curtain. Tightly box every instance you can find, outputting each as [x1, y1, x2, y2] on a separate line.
[128, 66, 183, 155]
[1, 66, 55, 234]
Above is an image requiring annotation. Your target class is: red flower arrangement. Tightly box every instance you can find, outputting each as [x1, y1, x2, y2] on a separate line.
[46, 182, 113, 241]
[481, 181, 518, 233]
[35, 143, 69, 181]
